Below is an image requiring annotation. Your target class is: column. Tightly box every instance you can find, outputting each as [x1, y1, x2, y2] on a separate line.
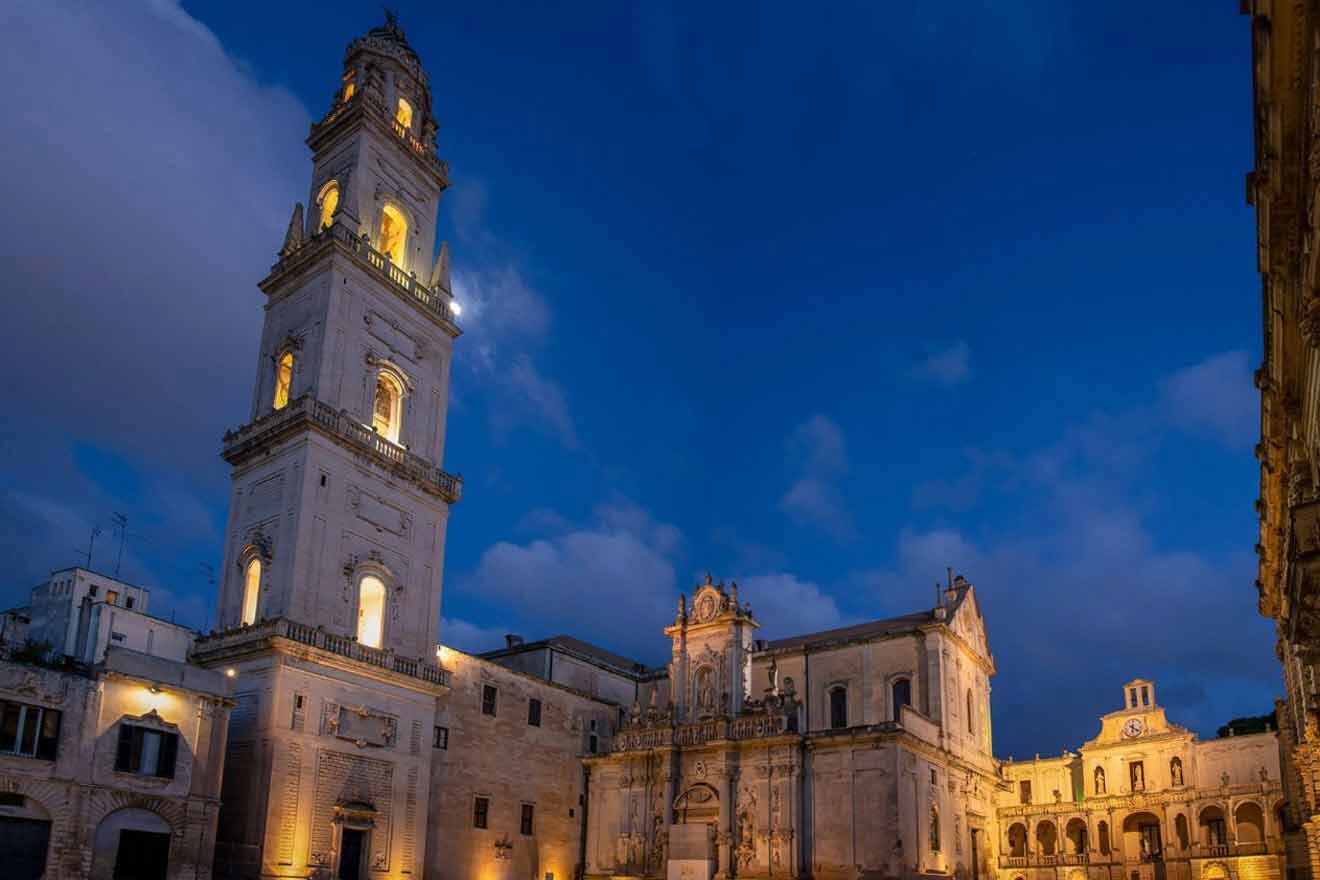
[717, 764, 734, 878]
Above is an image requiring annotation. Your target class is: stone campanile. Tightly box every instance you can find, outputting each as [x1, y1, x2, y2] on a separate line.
[215, 13, 460, 658]
[195, 17, 459, 880]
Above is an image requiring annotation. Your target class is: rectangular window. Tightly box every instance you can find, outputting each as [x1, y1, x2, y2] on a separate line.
[433, 726, 448, 749]
[125, 596, 135, 609]
[0, 700, 61, 760]
[115, 724, 178, 778]
[528, 698, 542, 727]
[482, 685, 497, 717]
[520, 803, 535, 836]
[106, 590, 119, 605]
[88, 585, 97, 597]
[473, 796, 489, 829]
[1019, 780, 1032, 804]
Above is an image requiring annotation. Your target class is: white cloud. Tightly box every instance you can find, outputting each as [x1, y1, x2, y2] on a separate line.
[735, 572, 846, 639]
[1159, 350, 1256, 448]
[913, 340, 971, 385]
[779, 415, 853, 539]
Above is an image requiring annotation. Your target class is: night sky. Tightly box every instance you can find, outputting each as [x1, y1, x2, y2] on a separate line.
[0, 1, 1274, 760]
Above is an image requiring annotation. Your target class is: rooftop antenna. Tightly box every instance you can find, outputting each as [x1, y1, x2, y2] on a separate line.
[77, 526, 102, 569]
[111, 512, 128, 577]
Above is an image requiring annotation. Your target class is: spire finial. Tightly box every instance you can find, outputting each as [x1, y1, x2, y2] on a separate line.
[281, 203, 305, 257]
[430, 242, 451, 290]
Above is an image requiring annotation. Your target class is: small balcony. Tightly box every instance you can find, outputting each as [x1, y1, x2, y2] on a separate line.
[222, 394, 461, 503]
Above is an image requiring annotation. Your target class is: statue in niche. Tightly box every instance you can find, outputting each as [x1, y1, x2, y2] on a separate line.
[1170, 758, 1184, 786]
[1094, 766, 1106, 795]
[736, 785, 757, 869]
[696, 667, 715, 712]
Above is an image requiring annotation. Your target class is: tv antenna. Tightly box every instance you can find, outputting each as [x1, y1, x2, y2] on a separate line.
[111, 512, 129, 576]
[77, 526, 102, 569]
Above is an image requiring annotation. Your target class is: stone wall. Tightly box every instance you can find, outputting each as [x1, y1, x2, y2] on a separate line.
[427, 648, 617, 880]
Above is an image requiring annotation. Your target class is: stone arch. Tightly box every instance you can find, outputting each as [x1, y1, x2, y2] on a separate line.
[1069, 869, 1087, 880]
[1233, 801, 1265, 844]
[0, 776, 63, 879]
[1035, 819, 1057, 856]
[1121, 810, 1162, 860]
[1006, 822, 1027, 857]
[87, 802, 179, 880]
[1199, 804, 1228, 846]
[673, 783, 719, 825]
[1065, 817, 1088, 854]
[1202, 861, 1232, 880]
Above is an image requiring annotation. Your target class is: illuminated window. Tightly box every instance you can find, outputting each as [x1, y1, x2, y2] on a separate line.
[273, 351, 293, 410]
[372, 372, 403, 443]
[356, 575, 385, 648]
[241, 558, 261, 626]
[106, 590, 119, 606]
[379, 204, 408, 265]
[316, 180, 340, 232]
[343, 81, 355, 102]
[396, 97, 413, 129]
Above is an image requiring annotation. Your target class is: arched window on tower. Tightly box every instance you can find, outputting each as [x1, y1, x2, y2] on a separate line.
[372, 372, 403, 443]
[829, 686, 848, 729]
[396, 97, 413, 130]
[892, 677, 912, 721]
[317, 180, 340, 232]
[379, 204, 408, 265]
[241, 557, 261, 626]
[273, 351, 293, 410]
[342, 81, 355, 103]
[357, 575, 386, 648]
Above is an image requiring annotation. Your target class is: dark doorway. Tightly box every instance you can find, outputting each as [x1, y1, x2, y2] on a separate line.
[339, 829, 366, 880]
[0, 817, 51, 880]
[114, 829, 170, 880]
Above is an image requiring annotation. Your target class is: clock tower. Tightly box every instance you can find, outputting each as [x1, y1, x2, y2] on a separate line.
[194, 17, 460, 879]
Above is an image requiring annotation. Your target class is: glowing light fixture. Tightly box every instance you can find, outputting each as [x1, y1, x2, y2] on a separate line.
[449, 300, 462, 316]
[225, 668, 237, 678]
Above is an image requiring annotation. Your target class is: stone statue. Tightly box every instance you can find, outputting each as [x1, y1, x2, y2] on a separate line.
[1171, 760, 1183, 786]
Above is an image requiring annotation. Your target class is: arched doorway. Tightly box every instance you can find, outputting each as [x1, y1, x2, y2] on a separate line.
[672, 784, 720, 868]
[334, 801, 379, 880]
[90, 807, 173, 880]
[1234, 802, 1265, 845]
[1122, 811, 1163, 862]
[1036, 820, 1058, 856]
[0, 792, 52, 880]
[1065, 818, 1088, 854]
[1007, 822, 1028, 857]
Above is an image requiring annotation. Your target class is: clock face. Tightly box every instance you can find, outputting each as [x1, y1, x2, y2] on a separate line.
[1122, 718, 1144, 738]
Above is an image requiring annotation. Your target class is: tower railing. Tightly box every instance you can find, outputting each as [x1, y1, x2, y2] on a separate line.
[271, 222, 460, 333]
[310, 92, 449, 182]
[223, 394, 462, 503]
[192, 617, 452, 688]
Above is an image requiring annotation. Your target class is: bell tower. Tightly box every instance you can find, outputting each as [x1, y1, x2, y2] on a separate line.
[195, 18, 459, 879]
[212, 14, 460, 657]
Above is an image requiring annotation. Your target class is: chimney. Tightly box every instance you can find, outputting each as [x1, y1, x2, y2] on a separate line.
[504, 634, 524, 649]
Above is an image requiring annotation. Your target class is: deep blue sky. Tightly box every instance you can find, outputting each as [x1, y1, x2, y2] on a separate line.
[0, 1, 1273, 759]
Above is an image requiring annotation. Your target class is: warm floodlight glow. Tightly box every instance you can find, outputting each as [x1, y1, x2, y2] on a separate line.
[450, 300, 462, 316]
[317, 180, 340, 232]
[357, 575, 386, 648]
[273, 351, 293, 410]
[225, 668, 237, 678]
[396, 97, 413, 129]
[241, 557, 261, 626]
[343, 82, 355, 102]
[372, 373, 402, 443]
[379, 204, 407, 265]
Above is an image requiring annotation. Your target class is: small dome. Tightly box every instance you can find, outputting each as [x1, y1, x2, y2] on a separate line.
[350, 11, 421, 66]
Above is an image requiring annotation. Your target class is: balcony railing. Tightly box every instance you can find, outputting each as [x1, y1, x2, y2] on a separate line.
[223, 394, 462, 503]
[271, 222, 459, 332]
[192, 617, 451, 688]
[310, 93, 448, 182]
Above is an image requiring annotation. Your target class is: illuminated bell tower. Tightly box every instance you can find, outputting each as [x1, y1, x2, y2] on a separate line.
[195, 16, 460, 880]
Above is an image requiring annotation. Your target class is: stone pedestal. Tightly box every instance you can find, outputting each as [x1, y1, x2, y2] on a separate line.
[669, 824, 715, 880]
